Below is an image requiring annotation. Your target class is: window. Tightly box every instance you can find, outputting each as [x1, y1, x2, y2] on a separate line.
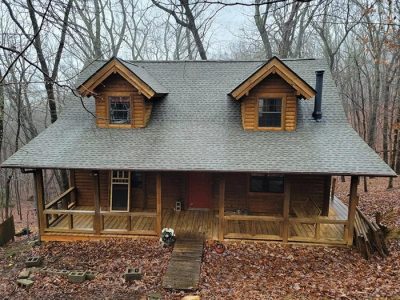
[131, 171, 144, 188]
[249, 174, 284, 193]
[110, 171, 130, 211]
[109, 96, 131, 124]
[258, 98, 282, 128]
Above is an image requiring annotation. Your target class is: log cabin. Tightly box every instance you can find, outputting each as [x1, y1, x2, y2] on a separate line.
[2, 56, 396, 246]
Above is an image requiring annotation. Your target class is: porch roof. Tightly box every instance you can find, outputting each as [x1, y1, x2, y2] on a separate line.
[1, 59, 396, 177]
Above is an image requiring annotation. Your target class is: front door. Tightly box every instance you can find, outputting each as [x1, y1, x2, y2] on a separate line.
[187, 173, 212, 209]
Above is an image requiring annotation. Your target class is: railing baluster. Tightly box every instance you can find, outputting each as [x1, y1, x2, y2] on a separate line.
[68, 214, 73, 230]
[100, 215, 104, 231]
[127, 215, 131, 231]
[315, 222, 320, 239]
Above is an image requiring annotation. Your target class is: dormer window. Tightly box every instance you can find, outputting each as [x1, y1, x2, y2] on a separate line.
[230, 56, 316, 132]
[258, 98, 282, 128]
[76, 57, 168, 128]
[110, 96, 131, 124]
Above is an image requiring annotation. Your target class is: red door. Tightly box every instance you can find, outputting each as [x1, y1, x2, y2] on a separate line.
[187, 173, 212, 209]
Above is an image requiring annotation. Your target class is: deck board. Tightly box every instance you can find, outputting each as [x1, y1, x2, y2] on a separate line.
[162, 236, 204, 291]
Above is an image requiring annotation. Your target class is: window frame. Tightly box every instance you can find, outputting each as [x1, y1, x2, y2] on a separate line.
[248, 173, 285, 195]
[256, 94, 286, 131]
[110, 170, 131, 212]
[107, 92, 132, 127]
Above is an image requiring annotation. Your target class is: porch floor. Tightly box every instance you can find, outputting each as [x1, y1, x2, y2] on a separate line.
[49, 197, 348, 242]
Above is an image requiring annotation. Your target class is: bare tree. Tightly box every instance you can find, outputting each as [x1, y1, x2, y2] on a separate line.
[151, 0, 212, 60]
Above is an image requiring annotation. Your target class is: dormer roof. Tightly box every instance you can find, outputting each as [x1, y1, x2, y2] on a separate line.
[77, 57, 168, 98]
[230, 56, 316, 100]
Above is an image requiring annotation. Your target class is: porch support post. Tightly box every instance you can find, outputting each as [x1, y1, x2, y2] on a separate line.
[156, 173, 162, 236]
[69, 169, 76, 206]
[330, 177, 337, 201]
[93, 171, 101, 234]
[218, 176, 225, 241]
[321, 176, 331, 216]
[347, 175, 359, 246]
[282, 179, 290, 243]
[33, 169, 46, 240]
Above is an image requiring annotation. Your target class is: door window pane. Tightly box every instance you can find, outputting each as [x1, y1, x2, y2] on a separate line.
[110, 170, 130, 211]
[111, 184, 129, 211]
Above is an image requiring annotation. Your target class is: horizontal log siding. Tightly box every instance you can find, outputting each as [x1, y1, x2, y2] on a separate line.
[73, 171, 330, 216]
[241, 74, 297, 131]
[94, 73, 152, 128]
[287, 175, 331, 213]
[74, 170, 109, 208]
[143, 172, 186, 210]
[217, 173, 284, 214]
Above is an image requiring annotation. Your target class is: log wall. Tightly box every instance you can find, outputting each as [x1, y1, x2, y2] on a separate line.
[94, 73, 152, 128]
[73, 170, 330, 215]
[240, 74, 297, 131]
[74, 170, 109, 208]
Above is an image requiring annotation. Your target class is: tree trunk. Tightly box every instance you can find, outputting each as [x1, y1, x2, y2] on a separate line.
[0, 71, 4, 163]
[382, 81, 390, 163]
[180, 0, 207, 60]
[366, 63, 381, 149]
[254, 2, 272, 58]
[94, 0, 103, 58]
[5, 176, 12, 219]
[388, 128, 397, 189]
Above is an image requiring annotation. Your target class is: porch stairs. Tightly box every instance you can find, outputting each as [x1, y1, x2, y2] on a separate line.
[162, 233, 204, 291]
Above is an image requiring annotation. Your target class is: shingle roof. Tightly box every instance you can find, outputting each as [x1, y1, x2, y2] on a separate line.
[2, 59, 396, 176]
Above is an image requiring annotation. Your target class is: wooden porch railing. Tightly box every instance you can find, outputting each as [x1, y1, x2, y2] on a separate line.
[223, 214, 284, 241]
[43, 209, 96, 233]
[221, 214, 348, 244]
[44, 187, 77, 227]
[45, 187, 76, 210]
[288, 217, 348, 244]
[99, 211, 157, 235]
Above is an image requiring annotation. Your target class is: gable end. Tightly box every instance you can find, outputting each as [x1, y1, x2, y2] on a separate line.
[230, 57, 316, 100]
[77, 57, 167, 99]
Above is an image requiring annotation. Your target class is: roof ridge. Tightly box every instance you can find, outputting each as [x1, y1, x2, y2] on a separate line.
[91, 58, 320, 63]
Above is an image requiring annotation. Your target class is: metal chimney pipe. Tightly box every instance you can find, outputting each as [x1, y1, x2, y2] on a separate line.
[312, 70, 324, 121]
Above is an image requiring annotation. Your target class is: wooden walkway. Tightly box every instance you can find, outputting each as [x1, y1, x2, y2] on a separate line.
[162, 235, 204, 291]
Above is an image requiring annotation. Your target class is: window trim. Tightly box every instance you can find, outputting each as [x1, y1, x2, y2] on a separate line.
[247, 173, 285, 195]
[256, 93, 286, 131]
[106, 92, 132, 128]
[110, 170, 131, 212]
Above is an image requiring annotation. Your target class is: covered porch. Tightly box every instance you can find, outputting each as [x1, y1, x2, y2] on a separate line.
[34, 169, 359, 246]
[46, 196, 348, 243]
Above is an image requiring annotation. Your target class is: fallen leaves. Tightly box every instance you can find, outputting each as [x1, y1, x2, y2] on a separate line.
[0, 177, 399, 299]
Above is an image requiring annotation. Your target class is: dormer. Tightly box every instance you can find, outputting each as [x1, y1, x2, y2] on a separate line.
[230, 57, 316, 131]
[77, 57, 168, 128]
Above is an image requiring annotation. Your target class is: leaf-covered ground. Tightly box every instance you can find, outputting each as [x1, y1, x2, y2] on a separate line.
[0, 177, 399, 299]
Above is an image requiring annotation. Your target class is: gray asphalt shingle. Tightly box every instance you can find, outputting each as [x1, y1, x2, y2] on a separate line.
[1, 59, 395, 176]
